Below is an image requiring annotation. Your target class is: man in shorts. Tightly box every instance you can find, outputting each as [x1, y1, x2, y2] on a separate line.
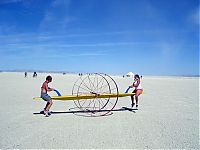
[41, 75, 54, 117]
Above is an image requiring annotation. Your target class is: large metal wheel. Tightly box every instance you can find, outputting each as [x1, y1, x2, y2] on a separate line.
[71, 73, 119, 117]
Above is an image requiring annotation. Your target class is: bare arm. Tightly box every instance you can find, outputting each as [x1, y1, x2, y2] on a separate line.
[132, 79, 140, 87]
[47, 87, 54, 91]
[44, 83, 54, 92]
[47, 87, 54, 92]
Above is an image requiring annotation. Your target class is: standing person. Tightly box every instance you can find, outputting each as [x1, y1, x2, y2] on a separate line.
[129, 74, 143, 109]
[33, 72, 37, 77]
[41, 75, 54, 117]
[24, 72, 27, 78]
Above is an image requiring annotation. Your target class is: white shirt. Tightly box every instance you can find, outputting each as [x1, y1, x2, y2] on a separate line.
[134, 79, 142, 90]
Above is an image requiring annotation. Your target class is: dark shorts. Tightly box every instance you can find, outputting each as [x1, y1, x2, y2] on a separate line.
[41, 93, 51, 101]
[132, 89, 137, 93]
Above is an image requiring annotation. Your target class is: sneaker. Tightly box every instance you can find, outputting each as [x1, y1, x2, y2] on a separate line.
[42, 109, 47, 115]
[44, 110, 50, 117]
[131, 103, 135, 108]
[48, 111, 52, 116]
[136, 104, 138, 109]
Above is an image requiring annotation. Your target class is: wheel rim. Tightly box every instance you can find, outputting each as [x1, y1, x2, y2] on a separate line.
[72, 73, 118, 117]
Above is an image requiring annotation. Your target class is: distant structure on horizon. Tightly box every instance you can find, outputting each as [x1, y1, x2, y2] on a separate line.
[126, 72, 134, 77]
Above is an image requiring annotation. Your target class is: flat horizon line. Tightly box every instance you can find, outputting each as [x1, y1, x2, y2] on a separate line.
[0, 69, 199, 77]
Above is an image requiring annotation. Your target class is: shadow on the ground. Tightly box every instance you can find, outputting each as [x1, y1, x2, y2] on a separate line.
[33, 107, 137, 116]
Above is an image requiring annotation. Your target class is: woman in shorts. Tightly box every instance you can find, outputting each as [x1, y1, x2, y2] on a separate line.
[130, 74, 143, 109]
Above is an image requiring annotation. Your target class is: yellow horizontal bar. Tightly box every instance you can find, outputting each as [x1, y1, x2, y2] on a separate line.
[33, 93, 136, 101]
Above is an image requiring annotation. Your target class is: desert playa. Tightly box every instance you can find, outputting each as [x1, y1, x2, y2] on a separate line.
[0, 72, 199, 149]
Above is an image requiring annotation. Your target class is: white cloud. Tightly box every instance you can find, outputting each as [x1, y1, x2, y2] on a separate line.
[51, 0, 70, 7]
[159, 42, 181, 58]
[193, 8, 199, 25]
[39, 0, 73, 32]
[188, 7, 199, 25]
[0, 24, 16, 35]
[0, 0, 23, 4]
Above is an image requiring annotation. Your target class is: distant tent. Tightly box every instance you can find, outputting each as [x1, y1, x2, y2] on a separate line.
[126, 72, 134, 77]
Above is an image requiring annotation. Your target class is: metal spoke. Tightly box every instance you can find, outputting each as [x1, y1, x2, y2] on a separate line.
[72, 73, 118, 117]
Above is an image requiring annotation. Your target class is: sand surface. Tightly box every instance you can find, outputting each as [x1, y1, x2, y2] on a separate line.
[0, 72, 199, 149]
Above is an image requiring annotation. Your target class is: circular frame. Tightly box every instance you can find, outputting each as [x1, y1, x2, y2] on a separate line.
[71, 73, 118, 117]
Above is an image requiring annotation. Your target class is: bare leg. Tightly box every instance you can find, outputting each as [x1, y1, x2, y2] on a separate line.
[46, 100, 53, 112]
[131, 96, 135, 107]
[44, 102, 49, 111]
[131, 90, 136, 107]
[44, 100, 53, 117]
[135, 90, 142, 108]
[135, 95, 139, 106]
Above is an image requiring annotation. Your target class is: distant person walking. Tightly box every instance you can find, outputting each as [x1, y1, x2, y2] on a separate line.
[129, 74, 143, 109]
[24, 72, 27, 78]
[33, 72, 37, 78]
[41, 75, 54, 117]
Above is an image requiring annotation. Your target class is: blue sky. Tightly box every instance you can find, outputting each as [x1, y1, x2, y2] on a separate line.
[0, 0, 199, 75]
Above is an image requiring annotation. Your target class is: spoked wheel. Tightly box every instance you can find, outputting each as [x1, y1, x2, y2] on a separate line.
[71, 73, 119, 117]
